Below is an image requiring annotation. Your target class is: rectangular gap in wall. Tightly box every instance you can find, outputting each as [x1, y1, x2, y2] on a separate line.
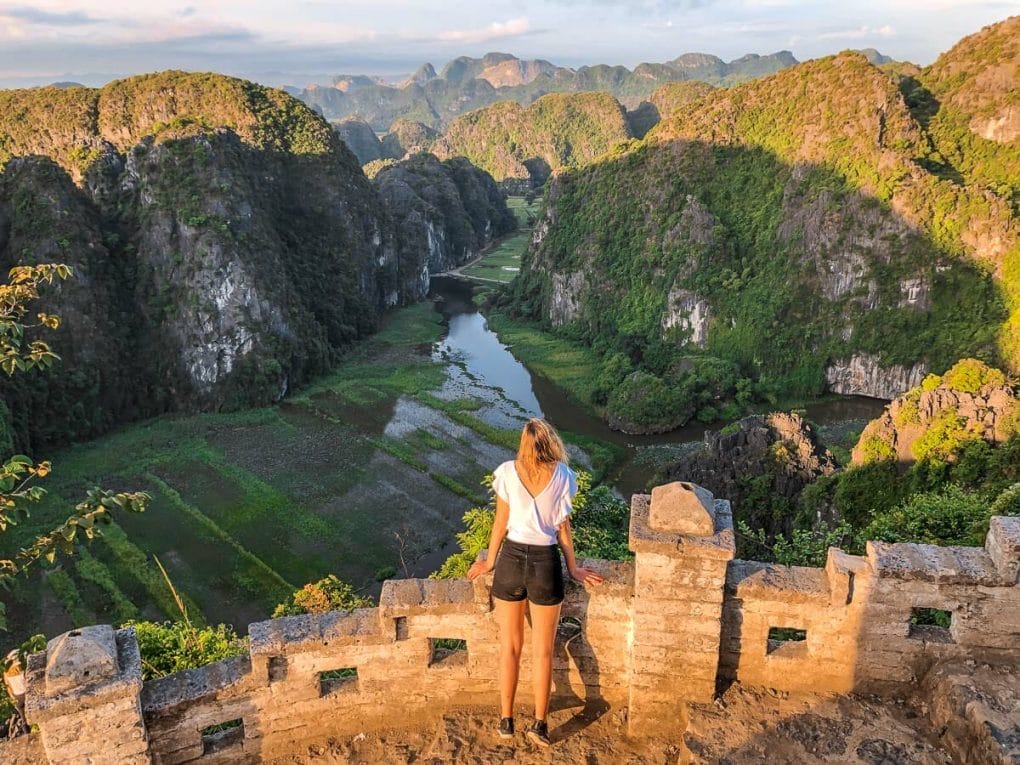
[429, 638, 468, 668]
[846, 571, 856, 605]
[200, 719, 243, 755]
[766, 627, 807, 656]
[319, 667, 358, 697]
[267, 656, 287, 682]
[394, 616, 408, 641]
[557, 616, 582, 644]
[908, 607, 954, 643]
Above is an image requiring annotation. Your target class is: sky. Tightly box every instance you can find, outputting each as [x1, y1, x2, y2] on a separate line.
[0, 0, 1017, 88]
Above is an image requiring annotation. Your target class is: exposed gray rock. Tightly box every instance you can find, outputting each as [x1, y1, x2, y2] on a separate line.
[550, 271, 587, 327]
[824, 354, 927, 400]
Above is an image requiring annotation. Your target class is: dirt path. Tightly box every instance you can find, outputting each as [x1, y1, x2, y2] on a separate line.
[270, 683, 952, 764]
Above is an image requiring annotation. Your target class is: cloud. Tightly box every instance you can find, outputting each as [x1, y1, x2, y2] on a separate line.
[817, 24, 896, 40]
[437, 17, 533, 44]
[0, 4, 103, 26]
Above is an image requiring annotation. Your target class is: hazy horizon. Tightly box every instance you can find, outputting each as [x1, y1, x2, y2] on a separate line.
[0, 1, 1017, 89]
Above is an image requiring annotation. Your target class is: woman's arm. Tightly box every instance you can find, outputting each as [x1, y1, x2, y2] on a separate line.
[557, 518, 604, 587]
[467, 496, 510, 580]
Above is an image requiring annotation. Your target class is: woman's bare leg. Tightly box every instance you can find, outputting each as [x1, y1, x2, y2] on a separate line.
[495, 597, 526, 718]
[528, 602, 561, 720]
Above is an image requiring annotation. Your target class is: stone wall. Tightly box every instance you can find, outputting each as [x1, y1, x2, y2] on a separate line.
[6, 483, 1019, 764]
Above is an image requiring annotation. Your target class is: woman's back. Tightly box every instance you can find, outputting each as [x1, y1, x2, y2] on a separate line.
[492, 459, 577, 546]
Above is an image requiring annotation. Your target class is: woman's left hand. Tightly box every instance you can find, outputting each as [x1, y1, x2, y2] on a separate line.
[570, 566, 604, 586]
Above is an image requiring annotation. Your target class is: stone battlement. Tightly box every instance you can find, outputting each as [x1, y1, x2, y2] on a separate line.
[7, 484, 1020, 764]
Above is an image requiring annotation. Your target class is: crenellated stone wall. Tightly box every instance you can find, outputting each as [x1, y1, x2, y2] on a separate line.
[6, 483, 1019, 764]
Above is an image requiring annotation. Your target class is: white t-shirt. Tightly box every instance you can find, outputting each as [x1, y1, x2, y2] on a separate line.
[491, 460, 578, 545]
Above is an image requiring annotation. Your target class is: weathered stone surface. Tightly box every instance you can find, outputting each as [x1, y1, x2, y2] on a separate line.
[987, 516, 1020, 584]
[45, 625, 119, 697]
[726, 561, 830, 605]
[142, 655, 253, 714]
[379, 577, 477, 617]
[648, 481, 715, 535]
[867, 541, 1006, 586]
[26, 628, 143, 725]
[824, 353, 927, 399]
[249, 608, 385, 656]
[629, 494, 736, 560]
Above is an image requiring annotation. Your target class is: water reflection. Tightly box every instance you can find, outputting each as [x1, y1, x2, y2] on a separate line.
[427, 277, 887, 495]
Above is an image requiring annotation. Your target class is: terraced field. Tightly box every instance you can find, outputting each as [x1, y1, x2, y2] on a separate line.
[0, 301, 547, 643]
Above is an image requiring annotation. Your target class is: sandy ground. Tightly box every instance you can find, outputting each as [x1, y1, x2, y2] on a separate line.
[272, 683, 952, 765]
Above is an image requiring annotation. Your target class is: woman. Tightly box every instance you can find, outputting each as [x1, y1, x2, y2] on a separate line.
[468, 418, 604, 747]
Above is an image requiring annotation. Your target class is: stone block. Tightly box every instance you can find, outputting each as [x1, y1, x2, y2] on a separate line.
[26, 628, 144, 725]
[629, 494, 736, 561]
[45, 625, 120, 697]
[867, 541, 1005, 586]
[649, 481, 716, 535]
[141, 655, 253, 716]
[249, 608, 386, 656]
[986, 515, 1020, 584]
[379, 578, 477, 617]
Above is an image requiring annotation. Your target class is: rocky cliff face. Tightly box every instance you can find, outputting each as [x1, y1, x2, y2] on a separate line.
[852, 359, 1019, 465]
[511, 24, 1016, 431]
[664, 412, 837, 537]
[824, 354, 928, 400]
[373, 153, 515, 300]
[0, 71, 509, 449]
[334, 118, 385, 164]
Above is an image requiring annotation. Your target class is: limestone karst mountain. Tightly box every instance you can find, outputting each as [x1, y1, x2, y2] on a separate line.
[429, 91, 634, 187]
[506, 16, 1019, 433]
[295, 49, 801, 130]
[0, 71, 512, 451]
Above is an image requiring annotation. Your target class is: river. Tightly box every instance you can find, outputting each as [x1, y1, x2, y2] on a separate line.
[428, 276, 887, 496]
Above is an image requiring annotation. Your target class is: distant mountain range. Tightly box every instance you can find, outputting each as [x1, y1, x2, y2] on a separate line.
[290, 49, 854, 130]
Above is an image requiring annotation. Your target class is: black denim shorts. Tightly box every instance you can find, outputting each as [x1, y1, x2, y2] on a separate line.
[490, 539, 565, 606]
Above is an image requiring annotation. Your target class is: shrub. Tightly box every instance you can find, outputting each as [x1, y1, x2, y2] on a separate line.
[861, 484, 990, 547]
[857, 435, 896, 464]
[126, 620, 247, 680]
[940, 358, 1007, 393]
[911, 410, 982, 462]
[272, 575, 374, 617]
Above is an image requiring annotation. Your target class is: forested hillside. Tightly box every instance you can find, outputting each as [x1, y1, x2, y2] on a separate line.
[430, 92, 633, 187]
[508, 17, 1019, 433]
[0, 72, 512, 451]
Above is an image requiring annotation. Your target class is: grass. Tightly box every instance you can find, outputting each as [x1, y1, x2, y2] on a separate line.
[484, 310, 603, 410]
[460, 231, 530, 283]
[460, 197, 540, 284]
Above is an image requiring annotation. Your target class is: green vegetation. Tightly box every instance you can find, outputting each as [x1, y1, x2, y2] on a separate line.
[129, 620, 247, 681]
[746, 364, 1020, 565]
[459, 197, 540, 284]
[0, 264, 149, 632]
[433, 92, 634, 184]
[272, 574, 374, 618]
[507, 41, 1015, 433]
[434, 470, 631, 579]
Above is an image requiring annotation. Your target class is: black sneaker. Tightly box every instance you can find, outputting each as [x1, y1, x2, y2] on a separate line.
[497, 717, 514, 739]
[527, 720, 551, 747]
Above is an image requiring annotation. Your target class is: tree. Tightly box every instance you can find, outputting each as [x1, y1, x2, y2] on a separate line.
[0, 265, 149, 631]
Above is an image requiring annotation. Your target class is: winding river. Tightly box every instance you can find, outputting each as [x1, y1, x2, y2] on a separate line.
[428, 277, 887, 496]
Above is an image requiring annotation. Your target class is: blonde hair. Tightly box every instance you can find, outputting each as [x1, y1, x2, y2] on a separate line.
[516, 418, 567, 475]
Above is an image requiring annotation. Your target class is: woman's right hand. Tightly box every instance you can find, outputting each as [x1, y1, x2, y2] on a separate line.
[467, 559, 493, 580]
